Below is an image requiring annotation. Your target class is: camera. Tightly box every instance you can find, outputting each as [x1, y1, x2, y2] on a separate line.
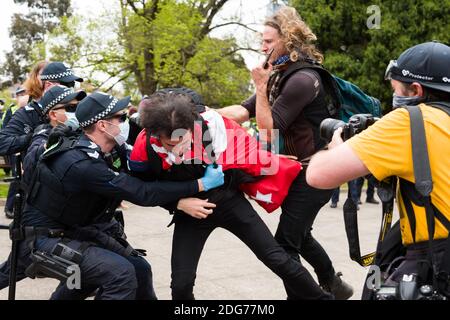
[374, 274, 447, 300]
[320, 113, 379, 142]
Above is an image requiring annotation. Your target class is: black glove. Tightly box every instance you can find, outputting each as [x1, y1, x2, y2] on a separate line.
[47, 124, 76, 147]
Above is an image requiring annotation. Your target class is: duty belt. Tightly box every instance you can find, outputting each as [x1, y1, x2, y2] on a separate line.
[10, 226, 66, 242]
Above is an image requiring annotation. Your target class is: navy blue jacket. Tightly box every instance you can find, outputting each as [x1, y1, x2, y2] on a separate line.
[0, 101, 45, 156]
[22, 135, 199, 228]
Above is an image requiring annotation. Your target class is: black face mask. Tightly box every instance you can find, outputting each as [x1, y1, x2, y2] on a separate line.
[59, 81, 76, 88]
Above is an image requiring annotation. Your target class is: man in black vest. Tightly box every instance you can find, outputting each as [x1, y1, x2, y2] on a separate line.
[12, 92, 224, 300]
[218, 6, 353, 299]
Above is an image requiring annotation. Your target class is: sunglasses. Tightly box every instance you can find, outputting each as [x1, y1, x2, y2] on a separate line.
[384, 60, 398, 80]
[105, 113, 128, 123]
[53, 103, 78, 113]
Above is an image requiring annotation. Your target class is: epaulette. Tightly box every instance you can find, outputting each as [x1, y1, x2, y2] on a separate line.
[75, 139, 102, 160]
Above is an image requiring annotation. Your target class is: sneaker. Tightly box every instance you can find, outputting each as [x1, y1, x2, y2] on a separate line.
[321, 272, 354, 300]
[366, 198, 379, 204]
[4, 209, 14, 219]
[330, 202, 338, 208]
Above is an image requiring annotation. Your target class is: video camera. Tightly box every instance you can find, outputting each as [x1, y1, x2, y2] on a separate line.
[374, 274, 447, 300]
[320, 114, 379, 142]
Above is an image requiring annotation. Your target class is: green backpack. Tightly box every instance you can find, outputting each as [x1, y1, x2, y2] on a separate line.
[279, 59, 383, 121]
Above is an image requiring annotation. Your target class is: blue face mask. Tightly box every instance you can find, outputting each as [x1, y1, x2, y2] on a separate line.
[272, 55, 290, 66]
[392, 94, 425, 109]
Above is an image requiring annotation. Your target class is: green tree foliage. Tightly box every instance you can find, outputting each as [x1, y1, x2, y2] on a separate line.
[116, 0, 251, 106]
[43, 0, 251, 106]
[1, 0, 72, 82]
[290, 0, 450, 109]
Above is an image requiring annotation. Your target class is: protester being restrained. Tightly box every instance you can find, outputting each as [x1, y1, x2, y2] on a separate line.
[130, 90, 334, 300]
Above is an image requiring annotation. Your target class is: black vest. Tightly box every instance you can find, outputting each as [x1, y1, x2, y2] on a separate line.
[269, 60, 340, 156]
[27, 137, 120, 227]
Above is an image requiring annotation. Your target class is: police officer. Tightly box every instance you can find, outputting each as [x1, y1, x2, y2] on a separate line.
[0, 86, 86, 290]
[12, 92, 224, 300]
[0, 62, 83, 156]
[2, 87, 29, 219]
[22, 85, 87, 186]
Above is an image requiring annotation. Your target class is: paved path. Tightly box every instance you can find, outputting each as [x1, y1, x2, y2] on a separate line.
[0, 193, 396, 300]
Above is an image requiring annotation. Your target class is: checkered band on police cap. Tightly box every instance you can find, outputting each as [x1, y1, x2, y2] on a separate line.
[79, 98, 119, 128]
[40, 70, 75, 81]
[42, 87, 75, 114]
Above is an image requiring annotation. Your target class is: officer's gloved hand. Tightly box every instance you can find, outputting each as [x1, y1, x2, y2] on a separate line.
[47, 124, 76, 147]
[201, 164, 224, 191]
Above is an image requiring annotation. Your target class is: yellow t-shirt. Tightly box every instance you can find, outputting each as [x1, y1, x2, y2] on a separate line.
[347, 104, 450, 245]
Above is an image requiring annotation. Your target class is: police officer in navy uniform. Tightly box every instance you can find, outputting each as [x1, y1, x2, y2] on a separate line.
[0, 86, 86, 290]
[22, 85, 87, 187]
[0, 62, 83, 157]
[15, 92, 224, 300]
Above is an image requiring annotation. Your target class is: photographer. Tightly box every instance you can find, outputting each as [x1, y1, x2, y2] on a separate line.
[307, 41, 450, 297]
[218, 6, 352, 298]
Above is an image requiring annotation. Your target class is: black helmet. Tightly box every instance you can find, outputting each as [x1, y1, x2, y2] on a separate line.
[385, 41, 450, 93]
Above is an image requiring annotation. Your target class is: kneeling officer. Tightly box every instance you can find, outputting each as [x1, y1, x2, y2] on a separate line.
[18, 92, 224, 300]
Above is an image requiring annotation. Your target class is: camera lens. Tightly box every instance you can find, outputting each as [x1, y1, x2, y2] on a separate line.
[319, 118, 346, 142]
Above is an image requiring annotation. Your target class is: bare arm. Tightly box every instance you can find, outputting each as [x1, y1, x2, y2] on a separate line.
[217, 105, 250, 124]
[306, 129, 370, 189]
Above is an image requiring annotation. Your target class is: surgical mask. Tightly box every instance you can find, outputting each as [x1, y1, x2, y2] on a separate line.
[105, 121, 130, 146]
[64, 112, 79, 131]
[392, 94, 426, 109]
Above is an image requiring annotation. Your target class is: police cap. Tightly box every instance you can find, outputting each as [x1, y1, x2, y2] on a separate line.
[76, 92, 131, 128]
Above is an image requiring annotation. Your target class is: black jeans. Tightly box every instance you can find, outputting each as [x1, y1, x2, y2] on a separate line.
[170, 191, 331, 300]
[275, 168, 335, 294]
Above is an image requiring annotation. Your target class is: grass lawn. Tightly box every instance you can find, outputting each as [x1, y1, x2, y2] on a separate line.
[0, 184, 9, 198]
[0, 168, 11, 198]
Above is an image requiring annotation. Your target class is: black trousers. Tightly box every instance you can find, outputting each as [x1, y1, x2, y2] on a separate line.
[275, 168, 335, 295]
[170, 191, 331, 300]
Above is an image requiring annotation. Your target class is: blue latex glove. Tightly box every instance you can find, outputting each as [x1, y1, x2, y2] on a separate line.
[201, 164, 224, 191]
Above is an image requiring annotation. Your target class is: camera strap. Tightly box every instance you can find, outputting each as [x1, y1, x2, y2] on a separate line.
[343, 178, 395, 267]
[404, 104, 450, 290]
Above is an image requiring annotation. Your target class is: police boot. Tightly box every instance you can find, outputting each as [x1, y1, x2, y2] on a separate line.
[4, 209, 14, 219]
[321, 272, 354, 300]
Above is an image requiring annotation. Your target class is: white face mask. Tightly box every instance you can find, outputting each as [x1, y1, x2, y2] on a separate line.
[105, 121, 130, 146]
[64, 112, 79, 131]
